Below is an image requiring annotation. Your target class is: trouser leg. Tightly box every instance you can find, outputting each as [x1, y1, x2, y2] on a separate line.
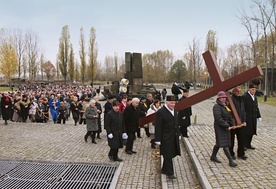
[223, 147, 237, 167]
[125, 132, 135, 151]
[229, 130, 235, 156]
[162, 157, 174, 176]
[236, 128, 245, 157]
[210, 145, 221, 163]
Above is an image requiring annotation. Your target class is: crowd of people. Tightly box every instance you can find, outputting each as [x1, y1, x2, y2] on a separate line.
[0, 82, 262, 180]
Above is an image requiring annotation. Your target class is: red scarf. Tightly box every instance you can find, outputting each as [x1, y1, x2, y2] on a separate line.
[5, 96, 9, 102]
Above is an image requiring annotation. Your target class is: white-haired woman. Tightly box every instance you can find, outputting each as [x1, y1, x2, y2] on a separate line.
[84, 99, 98, 144]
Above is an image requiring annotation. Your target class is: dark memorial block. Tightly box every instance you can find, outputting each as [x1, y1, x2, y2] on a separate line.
[125, 52, 132, 72]
[132, 53, 143, 78]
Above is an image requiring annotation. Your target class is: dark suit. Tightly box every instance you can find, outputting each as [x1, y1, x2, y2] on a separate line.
[123, 104, 139, 152]
[1, 95, 12, 123]
[105, 109, 125, 159]
[242, 91, 261, 148]
[178, 96, 192, 137]
[230, 94, 246, 157]
[155, 105, 180, 176]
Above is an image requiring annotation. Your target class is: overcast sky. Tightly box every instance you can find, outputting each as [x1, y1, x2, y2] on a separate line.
[1, 0, 252, 64]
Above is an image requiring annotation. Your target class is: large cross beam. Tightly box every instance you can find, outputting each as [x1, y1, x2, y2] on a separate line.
[139, 50, 263, 127]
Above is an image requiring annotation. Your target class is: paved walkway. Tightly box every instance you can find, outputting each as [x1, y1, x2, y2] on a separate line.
[0, 91, 275, 188]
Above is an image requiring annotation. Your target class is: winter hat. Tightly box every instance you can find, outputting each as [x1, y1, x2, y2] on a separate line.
[217, 91, 227, 99]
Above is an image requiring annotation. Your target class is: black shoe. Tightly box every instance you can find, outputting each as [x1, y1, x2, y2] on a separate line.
[167, 175, 176, 179]
[247, 146, 255, 150]
[210, 157, 222, 163]
[183, 135, 189, 138]
[232, 155, 236, 160]
[92, 141, 97, 144]
[238, 155, 248, 160]
[108, 155, 113, 160]
[146, 133, 151, 138]
[151, 144, 156, 149]
[131, 150, 137, 154]
[97, 135, 101, 139]
[137, 135, 142, 138]
[244, 147, 247, 151]
[114, 157, 123, 162]
[84, 135, 88, 143]
[125, 150, 133, 155]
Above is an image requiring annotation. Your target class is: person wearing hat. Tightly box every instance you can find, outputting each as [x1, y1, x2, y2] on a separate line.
[210, 91, 238, 167]
[105, 100, 127, 161]
[155, 95, 181, 179]
[137, 95, 150, 138]
[104, 96, 113, 128]
[70, 96, 80, 126]
[20, 94, 30, 123]
[178, 89, 192, 138]
[1, 92, 12, 125]
[242, 84, 261, 150]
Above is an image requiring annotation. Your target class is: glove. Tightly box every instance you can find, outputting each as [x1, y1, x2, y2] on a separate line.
[182, 116, 186, 120]
[155, 141, 161, 145]
[108, 133, 113, 139]
[122, 133, 128, 139]
[258, 118, 262, 122]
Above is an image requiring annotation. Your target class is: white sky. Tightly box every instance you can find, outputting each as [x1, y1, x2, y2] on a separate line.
[0, 0, 252, 64]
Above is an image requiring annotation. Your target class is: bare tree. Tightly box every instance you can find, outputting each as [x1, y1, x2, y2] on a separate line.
[104, 55, 114, 81]
[25, 29, 39, 83]
[13, 28, 26, 78]
[187, 38, 202, 89]
[41, 60, 56, 82]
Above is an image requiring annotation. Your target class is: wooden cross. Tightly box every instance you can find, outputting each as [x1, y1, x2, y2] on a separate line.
[139, 50, 263, 126]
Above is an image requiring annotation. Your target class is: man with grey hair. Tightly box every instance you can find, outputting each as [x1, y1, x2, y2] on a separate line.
[123, 97, 140, 155]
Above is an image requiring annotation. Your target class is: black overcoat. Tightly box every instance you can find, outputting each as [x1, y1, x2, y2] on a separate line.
[155, 106, 181, 159]
[178, 96, 192, 127]
[105, 109, 125, 149]
[123, 104, 139, 133]
[242, 92, 261, 135]
[213, 100, 235, 147]
[1, 96, 12, 120]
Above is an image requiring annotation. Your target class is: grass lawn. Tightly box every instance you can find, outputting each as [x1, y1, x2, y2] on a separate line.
[0, 87, 16, 92]
[258, 96, 276, 106]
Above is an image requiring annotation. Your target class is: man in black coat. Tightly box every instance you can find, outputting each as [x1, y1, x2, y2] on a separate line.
[104, 96, 113, 128]
[171, 82, 181, 101]
[230, 87, 247, 160]
[137, 95, 150, 138]
[178, 89, 192, 138]
[155, 95, 181, 179]
[123, 97, 140, 155]
[105, 100, 127, 161]
[1, 92, 12, 125]
[242, 84, 261, 150]
[95, 96, 102, 139]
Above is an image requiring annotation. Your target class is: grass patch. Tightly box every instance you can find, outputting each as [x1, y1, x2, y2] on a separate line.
[0, 87, 15, 92]
[258, 96, 276, 106]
